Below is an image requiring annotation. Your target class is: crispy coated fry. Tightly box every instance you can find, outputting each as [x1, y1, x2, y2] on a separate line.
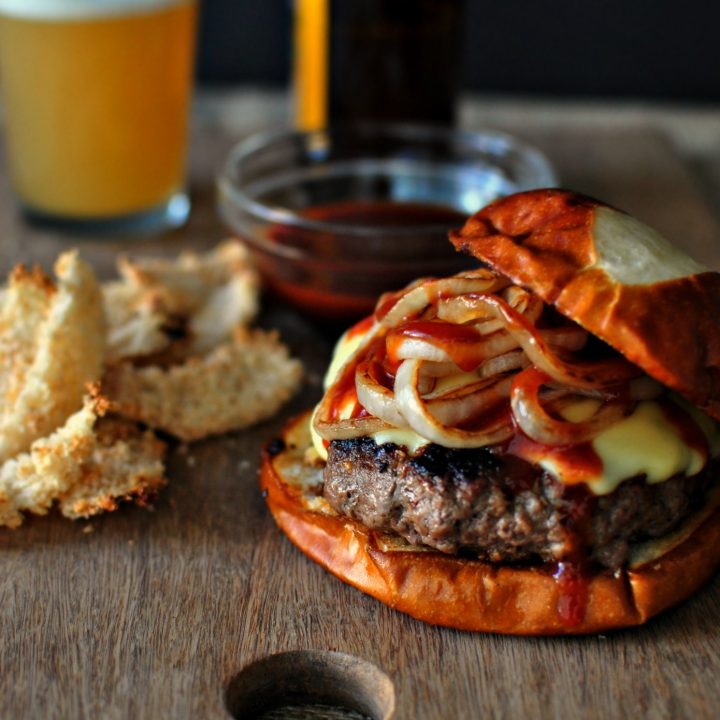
[0, 252, 105, 463]
[59, 416, 166, 520]
[103, 281, 169, 361]
[0, 391, 166, 528]
[0, 239, 299, 527]
[104, 328, 303, 441]
[105, 241, 259, 363]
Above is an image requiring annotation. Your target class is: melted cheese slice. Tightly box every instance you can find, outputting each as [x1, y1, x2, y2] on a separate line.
[313, 319, 719, 494]
[536, 399, 713, 495]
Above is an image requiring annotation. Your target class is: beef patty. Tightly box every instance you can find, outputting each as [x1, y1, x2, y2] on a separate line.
[322, 438, 715, 569]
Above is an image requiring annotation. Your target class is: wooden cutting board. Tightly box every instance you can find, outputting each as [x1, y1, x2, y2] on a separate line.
[1, 115, 719, 719]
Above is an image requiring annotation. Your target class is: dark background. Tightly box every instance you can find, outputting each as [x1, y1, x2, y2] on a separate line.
[196, 0, 720, 101]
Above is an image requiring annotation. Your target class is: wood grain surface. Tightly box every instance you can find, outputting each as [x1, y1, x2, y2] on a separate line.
[1, 102, 720, 720]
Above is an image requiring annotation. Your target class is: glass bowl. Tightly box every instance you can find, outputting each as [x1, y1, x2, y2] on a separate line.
[218, 124, 557, 320]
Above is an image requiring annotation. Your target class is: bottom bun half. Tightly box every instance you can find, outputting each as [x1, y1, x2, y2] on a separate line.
[260, 412, 720, 635]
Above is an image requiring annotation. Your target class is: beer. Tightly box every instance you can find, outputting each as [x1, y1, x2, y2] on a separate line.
[0, 0, 196, 226]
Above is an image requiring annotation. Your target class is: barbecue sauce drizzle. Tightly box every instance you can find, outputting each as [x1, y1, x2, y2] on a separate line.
[553, 560, 591, 627]
[387, 320, 487, 372]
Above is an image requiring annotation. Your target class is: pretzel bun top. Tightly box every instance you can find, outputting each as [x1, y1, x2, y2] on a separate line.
[450, 189, 720, 419]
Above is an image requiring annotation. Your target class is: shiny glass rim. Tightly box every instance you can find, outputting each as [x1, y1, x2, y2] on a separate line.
[217, 123, 558, 238]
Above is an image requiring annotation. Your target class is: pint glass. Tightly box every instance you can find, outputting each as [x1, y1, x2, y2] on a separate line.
[0, 0, 197, 233]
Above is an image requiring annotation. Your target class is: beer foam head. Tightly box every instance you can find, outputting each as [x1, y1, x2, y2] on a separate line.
[0, 0, 186, 20]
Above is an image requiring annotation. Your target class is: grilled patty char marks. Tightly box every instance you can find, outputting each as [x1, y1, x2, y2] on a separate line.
[323, 438, 713, 569]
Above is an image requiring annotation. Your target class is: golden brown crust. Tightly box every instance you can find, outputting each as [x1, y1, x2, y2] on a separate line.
[450, 189, 720, 420]
[261, 413, 720, 635]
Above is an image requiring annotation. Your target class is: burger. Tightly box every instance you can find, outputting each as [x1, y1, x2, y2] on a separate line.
[260, 189, 720, 634]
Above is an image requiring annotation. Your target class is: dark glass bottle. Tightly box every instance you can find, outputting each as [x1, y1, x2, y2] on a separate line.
[294, 0, 463, 130]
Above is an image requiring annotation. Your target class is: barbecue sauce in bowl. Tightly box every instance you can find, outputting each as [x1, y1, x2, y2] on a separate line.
[262, 200, 469, 321]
